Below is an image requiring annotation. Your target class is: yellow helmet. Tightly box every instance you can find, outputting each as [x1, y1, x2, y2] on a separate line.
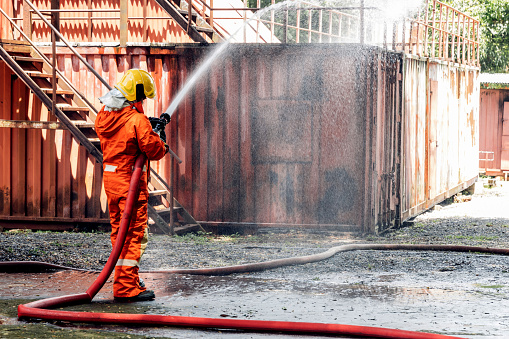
[115, 69, 156, 102]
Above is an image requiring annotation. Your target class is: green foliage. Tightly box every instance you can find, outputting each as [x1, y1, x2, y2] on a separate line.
[251, 0, 509, 71]
[172, 231, 213, 244]
[443, 0, 509, 73]
[445, 234, 499, 241]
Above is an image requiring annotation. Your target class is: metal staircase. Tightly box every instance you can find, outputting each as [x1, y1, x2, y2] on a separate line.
[154, 0, 222, 43]
[0, 4, 203, 235]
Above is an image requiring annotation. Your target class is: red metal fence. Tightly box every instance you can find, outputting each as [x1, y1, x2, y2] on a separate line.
[1, 0, 479, 67]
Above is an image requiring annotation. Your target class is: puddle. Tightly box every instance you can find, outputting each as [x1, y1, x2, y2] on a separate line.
[1, 270, 508, 338]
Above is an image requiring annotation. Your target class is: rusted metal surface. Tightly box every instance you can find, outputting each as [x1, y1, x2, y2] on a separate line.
[479, 89, 509, 176]
[0, 62, 108, 227]
[3, 0, 479, 64]
[401, 56, 479, 221]
[0, 43, 478, 233]
[3, 0, 198, 44]
[170, 45, 402, 233]
[0, 1, 13, 40]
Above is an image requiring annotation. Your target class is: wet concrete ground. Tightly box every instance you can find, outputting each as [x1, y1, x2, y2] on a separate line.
[1, 252, 509, 339]
[2, 180, 509, 338]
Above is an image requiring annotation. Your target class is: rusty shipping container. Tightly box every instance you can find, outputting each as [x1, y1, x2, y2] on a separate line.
[479, 88, 509, 176]
[400, 57, 479, 220]
[0, 42, 479, 233]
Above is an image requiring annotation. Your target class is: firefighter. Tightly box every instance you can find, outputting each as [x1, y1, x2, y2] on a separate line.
[95, 69, 168, 302]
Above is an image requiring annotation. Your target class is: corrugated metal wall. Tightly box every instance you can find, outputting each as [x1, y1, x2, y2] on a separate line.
[0, 43, 479, 233]
[0, 46, 180, 229]
[2, 0, 195, 43]
[367, 53, 402, 233]
[172, 45, 387, 231]
[401, 56, 479, 220]
[0, 0, 13, 40]
[0, 61, 107, 229]
[479, 89, 509, 175]
[0, 44, 401, 232]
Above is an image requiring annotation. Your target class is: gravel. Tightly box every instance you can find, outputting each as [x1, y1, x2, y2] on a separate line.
[1, 178, 509, 273]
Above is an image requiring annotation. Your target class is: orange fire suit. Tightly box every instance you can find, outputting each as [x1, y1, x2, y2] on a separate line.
[95, 104, 167, 298]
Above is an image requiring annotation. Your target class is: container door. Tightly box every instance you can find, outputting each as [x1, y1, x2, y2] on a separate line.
[501, 102, 509, 171]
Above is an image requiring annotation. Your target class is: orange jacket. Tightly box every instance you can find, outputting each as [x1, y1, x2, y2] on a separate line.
[95, 105, 167, 200]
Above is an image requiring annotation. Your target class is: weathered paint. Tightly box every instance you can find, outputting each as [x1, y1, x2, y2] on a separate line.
[0, 62, 108, 227]
[401, 56, 479, 220]
[2, 0, 197, 44]
[0, 0, 13, 40]
[0, 43, 479, 233]
[478, 89, 509, 175]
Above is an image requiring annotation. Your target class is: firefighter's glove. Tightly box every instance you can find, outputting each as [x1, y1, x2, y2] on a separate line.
[148, 116, 167, 143]
[158, 128, 167, 143]
[160, 113, 171, 125]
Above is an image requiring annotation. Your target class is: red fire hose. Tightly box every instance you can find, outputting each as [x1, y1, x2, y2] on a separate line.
[8, 153, 476, 338]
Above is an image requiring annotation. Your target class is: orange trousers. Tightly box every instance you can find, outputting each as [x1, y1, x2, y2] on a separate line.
[107, 191, 149, 298]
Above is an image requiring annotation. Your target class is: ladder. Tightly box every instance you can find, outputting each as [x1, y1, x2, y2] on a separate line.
[0, 7, 203, 236]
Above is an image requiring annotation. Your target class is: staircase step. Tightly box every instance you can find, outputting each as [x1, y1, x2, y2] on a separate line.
[41, 88, 75, 96]
[88, 137, 100, 145]
[13, 56, 44, 64]
[149, 190, 167, 197]
[23, 68, 44, 75]
[57, 105, 90, 112]
[72, 121, 95, 128]
[195, 26, 214, 34]
[0, 39, 31, 53]
[30, 73, 55, 78]
[178, 9, 197, 17]
[174, 224, 202, 235]
[153, 205, 184, 216]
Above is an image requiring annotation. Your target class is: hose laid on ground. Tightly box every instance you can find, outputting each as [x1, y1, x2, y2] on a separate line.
[3, 153, 477, 338]
[155, 243, 509, 275]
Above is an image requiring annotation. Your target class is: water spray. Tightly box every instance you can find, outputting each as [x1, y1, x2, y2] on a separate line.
[163, 0, 303, 118]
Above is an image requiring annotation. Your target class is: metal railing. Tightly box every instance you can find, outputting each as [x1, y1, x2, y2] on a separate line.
[5, 0, 479, 65]
[407, 0, 480, 66]
[1, 5, 101, 117]
[181, 0, 479, 66]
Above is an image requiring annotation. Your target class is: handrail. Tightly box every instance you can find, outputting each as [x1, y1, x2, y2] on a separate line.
[10, 0, 479, 66]
[10, 0, 479, 63]
[0, 7, 98, 115]
[410, 0, 480, 66]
